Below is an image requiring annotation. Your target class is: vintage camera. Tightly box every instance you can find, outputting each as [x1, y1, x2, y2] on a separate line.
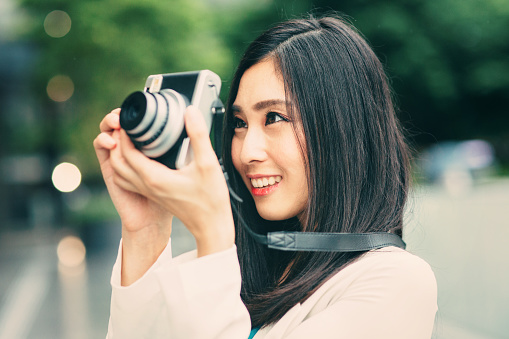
[119, 70, 222, 169]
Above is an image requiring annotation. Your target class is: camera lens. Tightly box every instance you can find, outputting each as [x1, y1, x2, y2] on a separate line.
[119, 89, 188, 159]
[119, 92, 154, 132]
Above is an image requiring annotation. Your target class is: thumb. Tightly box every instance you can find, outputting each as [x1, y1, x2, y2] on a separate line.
[184, 106, 216, 166]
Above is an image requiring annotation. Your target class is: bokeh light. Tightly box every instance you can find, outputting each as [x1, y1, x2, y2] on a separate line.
[57, 236, 86, 268]
[52, 162, 81, 192]
[47, 75, 74, 102]
[44, 10, 71, 38]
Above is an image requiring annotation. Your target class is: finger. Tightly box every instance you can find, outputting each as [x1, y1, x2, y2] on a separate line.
[110, 152, 144, 195]
[118, 129, 153, 171]
[118, 129, 171, 177]
[109, 132, 144, 189]
[94, 132, 117, 150]
[93, 133, 116, 164]
[184, 106, 217, 168]
[116, 130, 163, 190]
[99, 109, 121, 132]
[117, 130, 185, 193]
[112, 172, 140, 194]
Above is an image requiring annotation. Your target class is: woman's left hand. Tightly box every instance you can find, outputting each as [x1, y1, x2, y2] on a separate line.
[110, 105, 235, 257]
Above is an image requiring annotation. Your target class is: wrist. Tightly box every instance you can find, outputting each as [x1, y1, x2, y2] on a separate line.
[121, 222, 172, 286]
[193, 217, 235, 258]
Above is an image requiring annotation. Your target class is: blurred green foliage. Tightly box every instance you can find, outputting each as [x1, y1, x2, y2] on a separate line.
[14, 0, 509, 178]
[17, 0, 251, 177]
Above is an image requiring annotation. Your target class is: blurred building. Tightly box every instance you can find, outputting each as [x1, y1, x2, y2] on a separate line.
[0, 0, 56, 232]
[0, 41, 48, 231]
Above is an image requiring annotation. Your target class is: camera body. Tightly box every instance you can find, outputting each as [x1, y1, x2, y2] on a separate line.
[119, 70, 222, 169]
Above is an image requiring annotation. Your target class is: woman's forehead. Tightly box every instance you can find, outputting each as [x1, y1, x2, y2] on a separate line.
[234, 59, 285, 106]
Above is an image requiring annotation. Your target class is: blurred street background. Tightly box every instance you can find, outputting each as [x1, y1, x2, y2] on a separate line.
[1, 0, 508, 338]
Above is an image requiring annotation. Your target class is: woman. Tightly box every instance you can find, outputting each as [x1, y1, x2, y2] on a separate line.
[94, 15, 437, 338]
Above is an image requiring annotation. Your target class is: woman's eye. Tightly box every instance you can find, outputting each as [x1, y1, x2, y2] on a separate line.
[265, 112, 287, 125]
[232, 117, 247, 129]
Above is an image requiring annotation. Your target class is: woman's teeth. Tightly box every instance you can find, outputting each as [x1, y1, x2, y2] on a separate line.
[251, 176, 282, 188]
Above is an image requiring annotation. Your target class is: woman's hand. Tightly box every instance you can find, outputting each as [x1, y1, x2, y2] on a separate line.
[103, 106, 235, 259]
[94, 108, 173, 285]
[94, 109, 173, 233]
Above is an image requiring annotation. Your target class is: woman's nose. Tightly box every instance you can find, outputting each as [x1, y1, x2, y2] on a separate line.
[240, 129, 268, 164]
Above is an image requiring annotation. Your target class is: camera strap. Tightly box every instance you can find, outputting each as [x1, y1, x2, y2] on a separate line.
[255, 230, 405, 252]
[210, 92, 225, 158]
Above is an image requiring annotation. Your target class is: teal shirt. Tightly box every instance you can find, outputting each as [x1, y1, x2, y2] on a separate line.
[248, 327, 260, 339]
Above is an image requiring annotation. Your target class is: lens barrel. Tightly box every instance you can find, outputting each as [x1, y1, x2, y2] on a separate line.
[119, 89, 187, 159]
[119, 92, 152, 132]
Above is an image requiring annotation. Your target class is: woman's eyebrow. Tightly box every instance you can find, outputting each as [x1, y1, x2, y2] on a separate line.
[232, 99, 287, 114]
[253, 99, 286, 111]
[231, 104, 243, 113]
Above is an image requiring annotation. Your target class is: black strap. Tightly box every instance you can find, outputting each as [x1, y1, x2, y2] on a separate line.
[230, 196, 405, 252]
[211, 99, 225, 158]
[265, 231, 405, 252]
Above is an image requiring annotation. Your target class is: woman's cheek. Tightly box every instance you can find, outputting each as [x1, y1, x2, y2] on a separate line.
[231, 138, 242, 172]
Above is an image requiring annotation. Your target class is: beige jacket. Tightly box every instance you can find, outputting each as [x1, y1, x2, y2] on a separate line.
[107, 241, 437, 339]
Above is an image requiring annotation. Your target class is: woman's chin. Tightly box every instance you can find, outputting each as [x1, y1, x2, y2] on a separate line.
[256, 209, 280, 221]
[256, 208, 294, 222]
[253, 196, 307, 222]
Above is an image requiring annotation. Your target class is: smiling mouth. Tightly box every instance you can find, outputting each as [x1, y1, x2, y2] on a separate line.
[250, 176, 282, 188]
[250, 176, 282, 196]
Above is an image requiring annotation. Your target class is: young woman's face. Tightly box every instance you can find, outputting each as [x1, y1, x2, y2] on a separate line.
[231, 58, 309, 222]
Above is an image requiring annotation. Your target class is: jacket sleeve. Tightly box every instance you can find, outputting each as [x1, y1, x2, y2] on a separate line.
[274, 251, 437, 339]
[106, 239, 251, 339]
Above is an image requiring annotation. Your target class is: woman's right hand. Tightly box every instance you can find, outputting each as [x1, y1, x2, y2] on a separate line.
[93, 109, 173, 285]
[93, 108, 173, 233]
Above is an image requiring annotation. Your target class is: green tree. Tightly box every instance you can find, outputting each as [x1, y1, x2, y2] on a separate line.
[17, 0, 250, 178]
[16, 0, 509, 173]
[222, 0, 509, 162]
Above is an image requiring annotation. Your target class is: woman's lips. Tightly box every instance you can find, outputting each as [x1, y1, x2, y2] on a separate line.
[248, 175, 282, 196]
[251, 181, 280, 196]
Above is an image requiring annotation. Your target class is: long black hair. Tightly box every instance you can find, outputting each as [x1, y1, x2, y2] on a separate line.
[222, 15, 411, 328]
